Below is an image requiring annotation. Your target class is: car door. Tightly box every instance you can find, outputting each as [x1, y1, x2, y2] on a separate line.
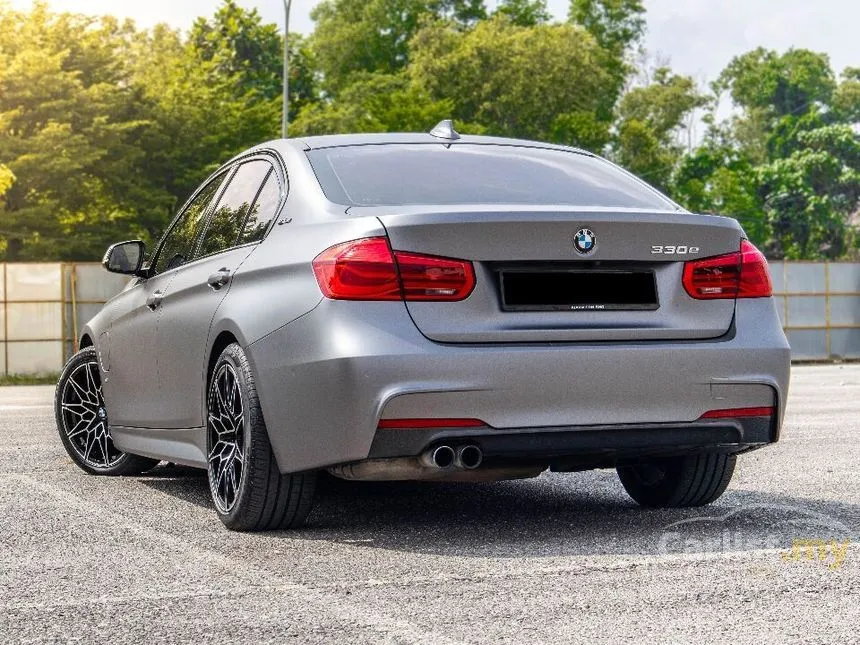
[153, 158, 277, 429]
[104, 173, 225, 428]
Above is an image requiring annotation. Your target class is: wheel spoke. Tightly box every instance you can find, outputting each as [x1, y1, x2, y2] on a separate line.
[66, 415, 92, 439]
[207, 362, 245, 513]
[67, 375, 90, 404]
[60, 360, 121, 468]
[83, 433, 96, 462]
[99, 426, 111, 464]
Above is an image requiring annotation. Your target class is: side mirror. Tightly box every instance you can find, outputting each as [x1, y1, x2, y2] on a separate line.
[103, 240, 146, 276]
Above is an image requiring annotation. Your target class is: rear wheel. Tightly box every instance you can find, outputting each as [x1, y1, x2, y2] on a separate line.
[54, 347, 159, 476]
[617, 453, 736, 507]
[206, 343, 316, 531]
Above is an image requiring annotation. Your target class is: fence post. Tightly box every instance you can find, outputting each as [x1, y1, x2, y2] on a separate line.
[70, 264, 79, 354]
[2, 263, 7, 377]
[825, 261, 831, 358]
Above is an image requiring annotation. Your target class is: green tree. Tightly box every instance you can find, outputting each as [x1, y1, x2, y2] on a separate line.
[0, 165, 13, 197]
[310, 0, 487, 93]
[568, 0, 645, 56]
[408, 17, 617, 148]
[833, 67, 860, 124]
[494, 0, 551, 26]
[757, 124, 860, 258]
[128, 21, 281, 233]
[291, 72, 453, 135]
[190, 0, 282, 98]
[713, 48, 837, 163]
[672, 143, 768, 245]
[188, 0, 317, 121]
[0, 1, 288, 260]
[0, 3, 154, 260]
[671, 48, 859, 258]
[612, 68, 708, 191]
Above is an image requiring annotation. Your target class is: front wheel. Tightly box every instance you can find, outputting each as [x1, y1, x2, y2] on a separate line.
[54, 347, 160, 476]
[206, 343, 316, 531]
[617, 453, 736, 508]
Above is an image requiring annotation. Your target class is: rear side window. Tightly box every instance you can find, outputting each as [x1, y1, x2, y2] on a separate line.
[197, 160, 273, 258]
[307, 144, 677, 210]
[154, 175, 225, 274]
[239, 170, 280, 244]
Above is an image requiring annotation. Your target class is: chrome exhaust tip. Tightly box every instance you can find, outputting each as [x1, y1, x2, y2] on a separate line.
[423, 445, 455, 469]
[456, 445, 483, 470]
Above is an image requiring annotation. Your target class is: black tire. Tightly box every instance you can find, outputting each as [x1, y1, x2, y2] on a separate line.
[617, 453, 736, 507]
[206, 343, 316, 531]
[54, 347, 160, 476]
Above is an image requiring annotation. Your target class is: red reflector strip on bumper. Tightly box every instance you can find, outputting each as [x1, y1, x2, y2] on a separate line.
[699, 406, 775, 419]
[377, 418, 487, 429]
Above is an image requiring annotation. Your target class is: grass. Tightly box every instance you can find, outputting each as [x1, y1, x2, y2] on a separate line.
[0, 373, 60, 386]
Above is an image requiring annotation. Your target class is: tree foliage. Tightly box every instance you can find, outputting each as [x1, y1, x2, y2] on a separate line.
[672, 47, 860, 258]
[0, 1, 289, 260]
[0, 1, 857, 261]
[494, 0, 552, 26]
[407, 18, 618, 146]
[613, 68, 708, 191]
[309, 0, 486, 94]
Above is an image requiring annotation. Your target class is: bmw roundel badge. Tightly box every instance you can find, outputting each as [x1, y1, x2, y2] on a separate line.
[573, 228, 596, 255]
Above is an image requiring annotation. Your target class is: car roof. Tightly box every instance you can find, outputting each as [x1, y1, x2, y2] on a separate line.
[279, 132, 595, 156]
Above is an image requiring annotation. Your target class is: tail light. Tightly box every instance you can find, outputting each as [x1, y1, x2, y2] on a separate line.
[312, 236, 476, 301]
[682, 240, 772, 299]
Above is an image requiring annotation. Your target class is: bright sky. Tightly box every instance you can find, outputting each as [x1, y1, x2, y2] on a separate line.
[7, 0, 858, 84]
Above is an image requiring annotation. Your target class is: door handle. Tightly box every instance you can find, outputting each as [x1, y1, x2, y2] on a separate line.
[207, 268, 232, 290]
[146, 291, 164, 310]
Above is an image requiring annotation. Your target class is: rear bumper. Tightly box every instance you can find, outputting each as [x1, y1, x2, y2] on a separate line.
[369, 416, 774, 469]
[247, 297, 790, 474]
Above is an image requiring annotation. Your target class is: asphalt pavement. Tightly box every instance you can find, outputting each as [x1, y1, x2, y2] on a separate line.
[1, 365, 858, 644]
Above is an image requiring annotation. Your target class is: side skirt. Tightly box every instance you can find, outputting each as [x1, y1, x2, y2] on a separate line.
[110, 425, 207, 469]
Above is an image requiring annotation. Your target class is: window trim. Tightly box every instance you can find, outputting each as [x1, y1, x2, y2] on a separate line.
[236, 167, 278, 245]
[188, 154, 287, 264]
[149, 167, 233, 277]
[147, 149, 288, 276]
[193, 160, 274, 263]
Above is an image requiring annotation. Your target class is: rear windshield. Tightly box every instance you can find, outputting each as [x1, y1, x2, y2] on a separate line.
[306, 143, 677, 210]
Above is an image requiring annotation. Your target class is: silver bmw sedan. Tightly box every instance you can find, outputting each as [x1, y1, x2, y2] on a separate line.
[54, 123, 791, 531]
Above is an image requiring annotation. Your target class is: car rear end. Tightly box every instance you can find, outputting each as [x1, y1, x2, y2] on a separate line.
[248, 138, 790, 486]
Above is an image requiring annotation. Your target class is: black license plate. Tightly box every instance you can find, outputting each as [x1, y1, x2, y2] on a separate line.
[500, 270, 659, 311]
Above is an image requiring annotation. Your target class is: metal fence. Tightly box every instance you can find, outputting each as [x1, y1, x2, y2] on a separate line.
[0, 260, 858, 375]
[0, 263, 128, 375]
[770, 262, 860, 360]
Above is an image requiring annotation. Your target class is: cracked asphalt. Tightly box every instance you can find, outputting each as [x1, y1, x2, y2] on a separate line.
[1, 365, 858, 644]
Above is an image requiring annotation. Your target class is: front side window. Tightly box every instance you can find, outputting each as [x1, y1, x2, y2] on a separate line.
[197, 160, 273, 258]
[154, 175, 225, 275]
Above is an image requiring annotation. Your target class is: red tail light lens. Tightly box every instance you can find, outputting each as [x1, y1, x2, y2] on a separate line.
[395, 251, 476, 301]
[682, 240, 772, 299]
[312, 237, 402, 300]
[312, 237, 476, 301]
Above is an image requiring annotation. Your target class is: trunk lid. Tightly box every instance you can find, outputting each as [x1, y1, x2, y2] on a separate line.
[360, 206, 743, 343]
